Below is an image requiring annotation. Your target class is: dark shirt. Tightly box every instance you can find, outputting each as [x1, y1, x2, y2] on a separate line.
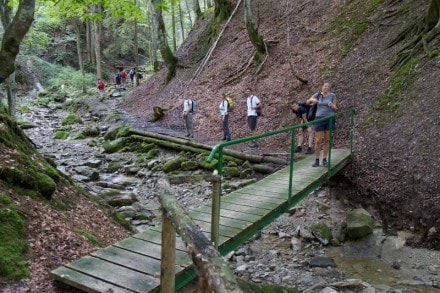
[292, 105, 309, 119]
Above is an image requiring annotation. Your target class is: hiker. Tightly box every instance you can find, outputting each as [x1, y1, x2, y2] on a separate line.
[307, 82, 338, 167]
[97, 78, 105, 97]
[129, 68, 135, 86]
[120, 69, 127, 89]
[182, 96, 194, 138]
[291, 101, 314, 154]
[115, 71, 121, 89]
[219, 93, 231, 141]
[246, 88, 261, 148]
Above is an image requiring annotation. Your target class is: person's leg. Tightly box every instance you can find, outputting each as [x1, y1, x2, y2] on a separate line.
[247, 116, 258, 147]
[322, 130, 330, 160]
[188, 113, 194, 137]
[313, 130, 323, 166]
[223, 114, 231, 141]
[307, 127, 314, 148]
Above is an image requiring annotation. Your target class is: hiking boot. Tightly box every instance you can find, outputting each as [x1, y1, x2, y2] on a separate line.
[294, 146, 302, 153]
[322, 159, 328, 167]
[312, 159, 320, 167]
[306, 147, 313, 154]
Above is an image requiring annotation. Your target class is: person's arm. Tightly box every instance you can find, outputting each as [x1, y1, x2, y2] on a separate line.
[301, 112, 308, 123]
[328, 97, 337, 111]
[307, 93, 318, 105]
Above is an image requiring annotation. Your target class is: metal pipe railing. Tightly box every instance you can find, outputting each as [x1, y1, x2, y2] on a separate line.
[207, 108, 355, 247]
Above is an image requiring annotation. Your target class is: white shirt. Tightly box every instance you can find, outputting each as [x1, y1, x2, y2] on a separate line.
[247, 95, 260, 116]
[219, 100, 228, 116]
[183, 99, 192, 114]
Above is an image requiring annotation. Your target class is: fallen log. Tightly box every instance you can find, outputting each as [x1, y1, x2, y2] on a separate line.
[129, 129, 287, 165]
[157, 178, 244, 293]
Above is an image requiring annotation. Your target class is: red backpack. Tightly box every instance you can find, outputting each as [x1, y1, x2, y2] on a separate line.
[120, 70, 127, 78]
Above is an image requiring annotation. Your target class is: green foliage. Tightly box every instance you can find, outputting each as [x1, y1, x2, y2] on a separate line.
[54, 130, 70, 140]
[73, 229, 101, 247]
[0, 193, 29, 280]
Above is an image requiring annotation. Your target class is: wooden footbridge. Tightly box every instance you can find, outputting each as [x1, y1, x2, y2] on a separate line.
[50, 110, 355, 292]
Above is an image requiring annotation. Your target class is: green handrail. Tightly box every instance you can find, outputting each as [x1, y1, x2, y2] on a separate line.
[207, 108, 355, 246]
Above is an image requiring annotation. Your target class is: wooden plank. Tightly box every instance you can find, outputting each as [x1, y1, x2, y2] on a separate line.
[113, 237, 191, 267]
[193, 219, 242, 238]
[192, 206, 262, 223]
[50, 266, 135, 293]
[91, 246, 181, 276]
[201, 202, 270, 216]
[65, 256, 159, 292]
[221, 194, 284, 207]
[149, 225, 231, 245]
[188, 210, 252, 229]
[132, 229, 187, 251]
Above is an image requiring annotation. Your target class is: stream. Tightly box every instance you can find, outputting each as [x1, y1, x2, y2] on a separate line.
[19, 92, 439, 293]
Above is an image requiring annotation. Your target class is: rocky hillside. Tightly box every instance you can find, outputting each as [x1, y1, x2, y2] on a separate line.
[123, 0, 439, 248]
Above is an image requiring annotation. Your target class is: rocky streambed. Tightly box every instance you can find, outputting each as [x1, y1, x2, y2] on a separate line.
[20, 92, 439, 293]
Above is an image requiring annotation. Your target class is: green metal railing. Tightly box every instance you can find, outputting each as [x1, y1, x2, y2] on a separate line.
[207, 108, 355, 247]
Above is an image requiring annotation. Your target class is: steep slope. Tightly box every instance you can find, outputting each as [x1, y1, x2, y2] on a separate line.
[123, 0, 439, 248]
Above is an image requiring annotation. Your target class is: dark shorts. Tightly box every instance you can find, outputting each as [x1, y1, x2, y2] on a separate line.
[314, 117, 336, 132]
[247, 115, 258, 130]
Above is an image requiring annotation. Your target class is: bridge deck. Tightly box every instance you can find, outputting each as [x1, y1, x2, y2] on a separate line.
[50, 148, 351, 292]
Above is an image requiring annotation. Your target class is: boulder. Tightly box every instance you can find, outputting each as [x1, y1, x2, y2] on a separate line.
[346, 208, 374, 239]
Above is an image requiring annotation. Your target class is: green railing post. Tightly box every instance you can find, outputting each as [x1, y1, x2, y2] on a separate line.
[288, 129, 296, 205]
[327, 115, 334, 175]
[211, 147, 224, 248]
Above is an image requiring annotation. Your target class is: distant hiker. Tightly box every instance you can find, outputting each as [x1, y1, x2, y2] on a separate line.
[291, 101, 314, 154]
[115, 71, 121, 89]
[97, 78, 105, 97]
[120, 69, 127, 89]
[182, 96, 195, 138]
[307, 82, 338, 167]
[129, 68, 135, 86]
[219, 93, 231, 141]
[246, 88, 261, 148]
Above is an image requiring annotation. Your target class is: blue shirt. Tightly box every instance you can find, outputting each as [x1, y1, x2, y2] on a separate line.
[315, 92, 336, 118]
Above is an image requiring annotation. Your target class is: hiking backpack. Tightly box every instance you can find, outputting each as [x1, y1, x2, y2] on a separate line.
[226, 96, 234, 112]
[191, 99, 197, 114]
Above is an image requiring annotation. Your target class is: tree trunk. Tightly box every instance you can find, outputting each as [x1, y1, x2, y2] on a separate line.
[244, 0, 265, 57]
[134, 0, 140, 86]
[74, 21, 87, 93]
[184, 0, 193, 27]
[128, 128, 287, 165]
[156, 178, 244, 293]
[5, 73, 16, 118]
[179, 0, 185, 42]
[192, 0, 202, 20]
[171, 0, 177, 51]
[147, 1, 159, 72]
[152, 0, 178, 82]
[214, 0, 231, 21]
[0, 0, 35, 84]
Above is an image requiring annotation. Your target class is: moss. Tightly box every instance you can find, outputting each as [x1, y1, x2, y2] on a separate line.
[34, 172, 57, 199]
[429, 49, 440, 58]
[181, 160, 199, 171]
[330, 0, 380, 57]
[62, 113, 82, 126]
[107, 161, 122, 173]
[54, 130, 70, 140]
[73, 229, 101, 247]
[112, 212, 133, 231]
[103, 138, 126, 153]
[104, 125, 129, 140]
[82, 123, 100, 137]
[146, 148, 160, 159]
[223, 166, 240, 178]
[72, 131, 86, 139]
[17, 120, 37, 130]
[163, 157, 183, 173]
[311, 223, 333, 243]
[363, 58, 419, 129]
[137, 142, 156, 153]
[44, 165, 61, 183]
[0, 193, 29, 279]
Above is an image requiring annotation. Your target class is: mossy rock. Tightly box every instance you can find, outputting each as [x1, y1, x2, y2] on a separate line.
[223, 166, 240, 178]
[137, 143, 156, 153]
[152, 106, 165, 121]
[82, 124, 100, 137]
[146, 148, 160, 159]
[0, 167, 34, 189]
[53, 130, 69, 140]
[181, 160, 199, 171]
[242, 160, 251, 169]
[227, 161, 238, 167]
[163, 157, 183, 173]
[112, 212, 133, 231]
[107, 161, 122, 173]
[17, 120, 37, 129]
[34, 172, 57, 199]
[311, 223, 333, 246]
[103, 138, 126, 153]
[103, 126, 131, 141]
[62, 113, 82, 126]
[346, 208, 374, 239]
[44, 165, 61, 183]
[0, 192, 29, 279]
[198, 156, 218, 171]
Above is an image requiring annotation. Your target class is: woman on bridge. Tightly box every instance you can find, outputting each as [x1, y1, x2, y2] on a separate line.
[307, 82, 338, 167]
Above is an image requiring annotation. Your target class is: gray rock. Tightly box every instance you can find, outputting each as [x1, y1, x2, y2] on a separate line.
[346, 208, 374, 239]
[308, 256, 336, 268]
